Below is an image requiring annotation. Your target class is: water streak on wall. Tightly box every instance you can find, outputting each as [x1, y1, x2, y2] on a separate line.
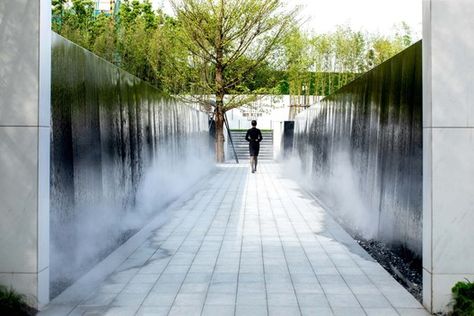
[293, 41, 422, 256]
[50, 34, 212, 296]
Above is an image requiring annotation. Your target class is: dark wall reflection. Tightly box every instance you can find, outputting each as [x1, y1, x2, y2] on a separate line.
[51, 34, 212, 297]
[293, 41, 422, 257]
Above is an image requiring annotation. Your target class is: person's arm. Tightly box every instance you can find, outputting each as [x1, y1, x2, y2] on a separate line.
[258, 130, 263, 142]
[245, 130, 251, 142]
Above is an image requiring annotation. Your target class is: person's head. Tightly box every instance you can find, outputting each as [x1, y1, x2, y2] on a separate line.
[251, 120, 257, 127]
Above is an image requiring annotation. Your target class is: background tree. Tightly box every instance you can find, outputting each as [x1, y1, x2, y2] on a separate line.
[148, 15, 193, 94]
[367, 22, 413, 67]
[51, 2, 415, 161]
[170, 0, 297, 162]
[116, 0, 158, 83]
[52, 0, 97, 49]
[282, 26, 312, 106]
[52, 2, 414, 101]
[309, 34, 332, 95]
[284, 23, 414, 99]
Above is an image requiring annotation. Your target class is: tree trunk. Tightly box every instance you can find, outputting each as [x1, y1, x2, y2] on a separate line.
[328, 72, 332, 95]
[214, 106, 225, 163]
[215, 40, 225, 162]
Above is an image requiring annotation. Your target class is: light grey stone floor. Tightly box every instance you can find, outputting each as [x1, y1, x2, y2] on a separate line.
[41, 163, 429, 316]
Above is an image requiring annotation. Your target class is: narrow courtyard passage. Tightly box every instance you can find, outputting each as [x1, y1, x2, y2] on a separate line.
[41, 164, 428, 316]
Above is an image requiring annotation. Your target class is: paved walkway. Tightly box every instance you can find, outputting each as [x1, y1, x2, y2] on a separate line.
[41, 163, 428, 316]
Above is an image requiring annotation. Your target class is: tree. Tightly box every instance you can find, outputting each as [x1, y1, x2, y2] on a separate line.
[52, 0, 68, 32]
[368, 22, 413, 67]
[148, 15, 193, 94]
[282, 26, 312, 107]
[52, 0, 97, 49]
[309, 34, 333, 95]
[170, 0, 296, 162]
[51, 2, 415, 129]
[394, 21, 413, 47]
[117, 1, 159, 83]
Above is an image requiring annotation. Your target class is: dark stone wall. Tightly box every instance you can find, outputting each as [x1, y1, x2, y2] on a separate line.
[50, 34, 212, 296]
[282, 121, 295, 158]
[293, 41, 422, 256]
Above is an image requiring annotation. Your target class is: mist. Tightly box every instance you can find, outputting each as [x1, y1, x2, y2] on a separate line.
[286, 41, 422, 257]
[50, 33, 214, 298]
[283, 152, 378, 240]
[50, 141, 213, 297]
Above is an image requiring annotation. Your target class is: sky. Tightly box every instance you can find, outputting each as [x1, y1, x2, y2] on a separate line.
[152, 0, 422, 39]
[292, 0, 422, 37]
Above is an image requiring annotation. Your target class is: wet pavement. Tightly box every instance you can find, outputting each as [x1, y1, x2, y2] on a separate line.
[40, 163, 429, 316]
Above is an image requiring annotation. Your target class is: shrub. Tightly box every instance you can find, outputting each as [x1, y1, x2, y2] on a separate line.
[0, 285, 35, 316]
[452, 280, 474, 316]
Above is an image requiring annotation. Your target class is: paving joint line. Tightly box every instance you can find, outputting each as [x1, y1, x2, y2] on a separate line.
[293, 175, 400, 313]
[66, 173, 216, 315]
[272, 163, 398, 315]
[264, 163, 339, 315]
[256, 167, 270, 316]
[234, 166, 251, 316]
[165, 166, 240, 315]
[261, 163, 303, 316]
[127, 171, 223, 315]
[199, 166, 246, 316]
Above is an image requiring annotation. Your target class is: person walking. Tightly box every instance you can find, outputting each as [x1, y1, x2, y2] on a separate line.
[245, 120, 263, 173]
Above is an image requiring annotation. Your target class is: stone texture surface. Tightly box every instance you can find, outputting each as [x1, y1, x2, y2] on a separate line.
[0, 0, 51, 308]
[423, 0, 474, 312]
[41, 164, 427, 315]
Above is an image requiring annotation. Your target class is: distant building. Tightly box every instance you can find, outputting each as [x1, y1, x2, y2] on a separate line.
[95, 0, 115, 14]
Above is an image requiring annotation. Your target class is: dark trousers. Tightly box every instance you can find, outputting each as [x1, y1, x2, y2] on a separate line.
[250, 155, 258, 172]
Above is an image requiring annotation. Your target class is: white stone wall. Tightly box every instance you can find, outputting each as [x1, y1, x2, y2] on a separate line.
[423, 0, 474, 313]
[225, 95, 291, 130]
[225, 95, 292, 159]
[0, 0, 51, 308]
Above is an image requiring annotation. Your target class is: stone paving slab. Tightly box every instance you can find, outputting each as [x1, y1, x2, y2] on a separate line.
[40, 163, 430, 316]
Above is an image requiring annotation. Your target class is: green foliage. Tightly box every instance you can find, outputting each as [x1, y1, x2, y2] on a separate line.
[53, 0, 96, 48]
[282, 23, 414, 99]
[283, 26, 312, 99]
[117, 1, 158, 82]
[51, 1, 414, 99]
[170, 0, 297, 111]
[452, 280, 474, 316]
[0, 285, 33, 316]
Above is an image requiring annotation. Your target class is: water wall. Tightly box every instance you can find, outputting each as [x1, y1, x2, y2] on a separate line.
[50, 34, 212, 296]
[292, 41, 422, 256]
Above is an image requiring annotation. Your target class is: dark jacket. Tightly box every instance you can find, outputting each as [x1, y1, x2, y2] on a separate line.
[245, 127, 263, 156]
